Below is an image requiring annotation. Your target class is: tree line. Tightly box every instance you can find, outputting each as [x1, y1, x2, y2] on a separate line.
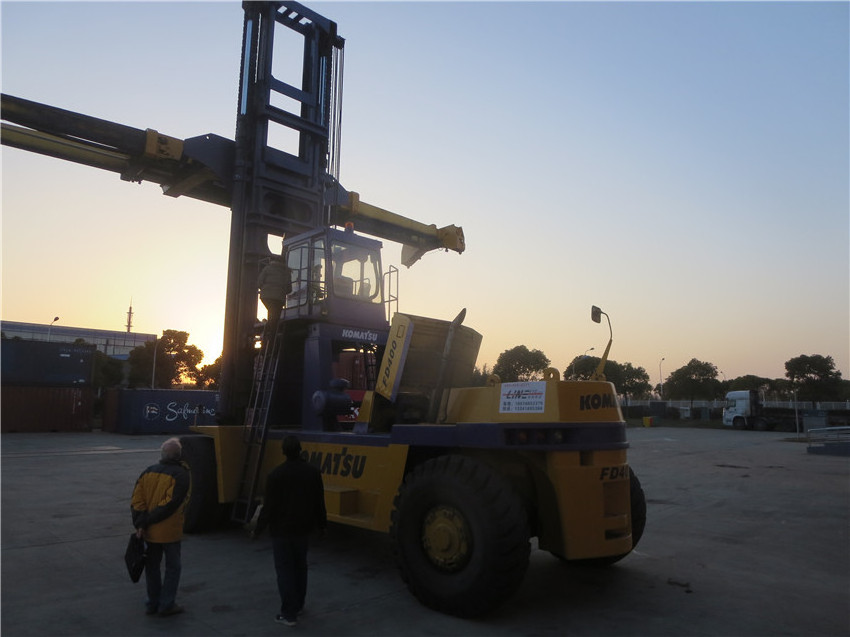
[90, 330, 849, 402]
[475, 346, 849, 402]
[88, 329, 220, 391]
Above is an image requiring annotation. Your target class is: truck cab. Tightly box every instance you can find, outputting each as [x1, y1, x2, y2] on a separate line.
[723, 389, 772, 430]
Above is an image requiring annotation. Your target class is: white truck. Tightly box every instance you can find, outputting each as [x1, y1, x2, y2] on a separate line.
[722, 390, 775, 430]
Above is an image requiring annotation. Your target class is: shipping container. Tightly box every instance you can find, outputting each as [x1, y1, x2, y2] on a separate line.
[1, 340, 95, 386]
[1, 386, 94, 432]
[101, 389, 218, 434]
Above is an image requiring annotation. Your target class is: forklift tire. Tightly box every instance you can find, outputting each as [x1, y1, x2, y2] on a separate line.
[571, 467, 647, 567]
[390, 455, 530, 617]
[179, 435, 220, 533]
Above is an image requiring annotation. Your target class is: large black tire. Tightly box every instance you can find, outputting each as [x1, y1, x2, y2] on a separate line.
[179, 435, 220, 533]
[627, 467, 647, 549]
[571, 467, 647, 567]
[390, 455, 530, 617]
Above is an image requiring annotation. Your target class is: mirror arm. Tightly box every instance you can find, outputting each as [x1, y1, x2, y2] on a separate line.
[590, 306, 613, 381]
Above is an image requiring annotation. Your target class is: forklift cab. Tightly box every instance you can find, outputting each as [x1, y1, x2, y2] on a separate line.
[274, 226, 391, 430]
[283, 226, 386, 327]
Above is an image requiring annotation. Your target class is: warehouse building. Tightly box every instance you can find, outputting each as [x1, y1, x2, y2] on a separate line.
[0, 320, 155, 360]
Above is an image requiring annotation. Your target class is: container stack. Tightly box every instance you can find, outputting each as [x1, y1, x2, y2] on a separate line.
[1, 340, 96, 432]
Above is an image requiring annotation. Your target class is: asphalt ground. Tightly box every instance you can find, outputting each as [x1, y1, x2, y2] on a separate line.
[2, 426, 848, 637]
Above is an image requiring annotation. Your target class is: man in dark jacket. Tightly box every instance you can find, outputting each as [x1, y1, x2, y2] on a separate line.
[256, 435, 327, 627]
[131, 437, 191, 617]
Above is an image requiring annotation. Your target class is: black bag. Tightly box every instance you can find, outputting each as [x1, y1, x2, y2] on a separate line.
[124, 533, 146, 583]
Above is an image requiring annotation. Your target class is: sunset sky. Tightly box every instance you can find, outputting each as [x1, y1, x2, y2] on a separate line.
[2, 1, 848, 384]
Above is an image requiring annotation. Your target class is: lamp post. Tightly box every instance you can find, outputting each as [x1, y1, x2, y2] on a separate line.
[47, 316, 59, 342]
[151, 336, 159, 389]
[793, 388, 800, 440]
[581, 347, 595, 379]
[659, 357, 665, 398]
[569, 347, 595, 379]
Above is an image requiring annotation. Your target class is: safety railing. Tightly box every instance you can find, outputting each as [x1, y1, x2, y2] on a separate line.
[806, 426, 850, 456]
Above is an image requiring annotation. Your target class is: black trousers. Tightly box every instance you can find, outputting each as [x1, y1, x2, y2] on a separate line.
[272, 535, 309, 621]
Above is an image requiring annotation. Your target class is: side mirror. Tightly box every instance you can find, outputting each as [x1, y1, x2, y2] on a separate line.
[591, 305, 602, 324]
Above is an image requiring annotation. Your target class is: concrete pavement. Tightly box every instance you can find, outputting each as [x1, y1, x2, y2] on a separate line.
[2, 426, 848, 636]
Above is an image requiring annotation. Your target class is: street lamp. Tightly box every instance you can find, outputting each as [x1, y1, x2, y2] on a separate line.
[793, 388, 800, 439]
[569, 347, 595, 379]
[151, 336, 159, 389]
[47, 316, 59, 342]
[659, 357, 665, 398]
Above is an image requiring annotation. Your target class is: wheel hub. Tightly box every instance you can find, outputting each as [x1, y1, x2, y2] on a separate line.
[421, 505, 471, 572]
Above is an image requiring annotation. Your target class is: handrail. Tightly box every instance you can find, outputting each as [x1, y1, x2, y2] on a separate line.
[806, 426, 850, 456]
[807, 426, 850, 444]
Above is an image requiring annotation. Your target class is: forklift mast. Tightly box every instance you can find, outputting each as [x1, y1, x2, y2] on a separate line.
[222, 1, 346, 422]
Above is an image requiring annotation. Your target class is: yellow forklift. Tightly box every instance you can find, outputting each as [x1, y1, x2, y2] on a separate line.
[1, 1, 645, 617]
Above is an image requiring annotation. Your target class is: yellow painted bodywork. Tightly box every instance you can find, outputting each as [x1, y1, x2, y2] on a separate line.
[338, 191, 464, 267]
[193, 424, 410, 533]
[443, 379, 622, 424]
[375, 313, 413, 401]
[440, 378, 633, 559]
[194, 375, 633, 559]
[191, 425, 245, 503]
[539, 448, 631, 558]
[262, 441, 409, 532]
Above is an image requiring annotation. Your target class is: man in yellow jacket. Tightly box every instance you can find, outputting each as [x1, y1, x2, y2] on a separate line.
[131, 437, 191, 617]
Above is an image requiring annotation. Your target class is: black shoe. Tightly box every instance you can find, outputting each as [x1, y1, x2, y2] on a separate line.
[145, 606, 158, 616]
[275, 614, 297, 626]
[159, 604, 184, 617]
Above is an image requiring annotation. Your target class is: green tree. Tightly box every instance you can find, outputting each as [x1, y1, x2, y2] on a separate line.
[564, 357, 651, 399]
[664, 358, 721, 402]
[614, 362, 652, 400]
[93, 350, 125, 389]
[128, 330, 204, 388]
[493, 345, 550, 382]
[564, 355, 598, 380]
[70, 338, 124, 389]
[197, 355, 223, 390]
[784, 354, 843, 401]
[470, 363, 493, 387]
[727, 374, 772, 393]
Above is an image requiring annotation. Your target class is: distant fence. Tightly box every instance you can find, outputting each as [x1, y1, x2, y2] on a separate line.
[621, 399, 850, 411]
